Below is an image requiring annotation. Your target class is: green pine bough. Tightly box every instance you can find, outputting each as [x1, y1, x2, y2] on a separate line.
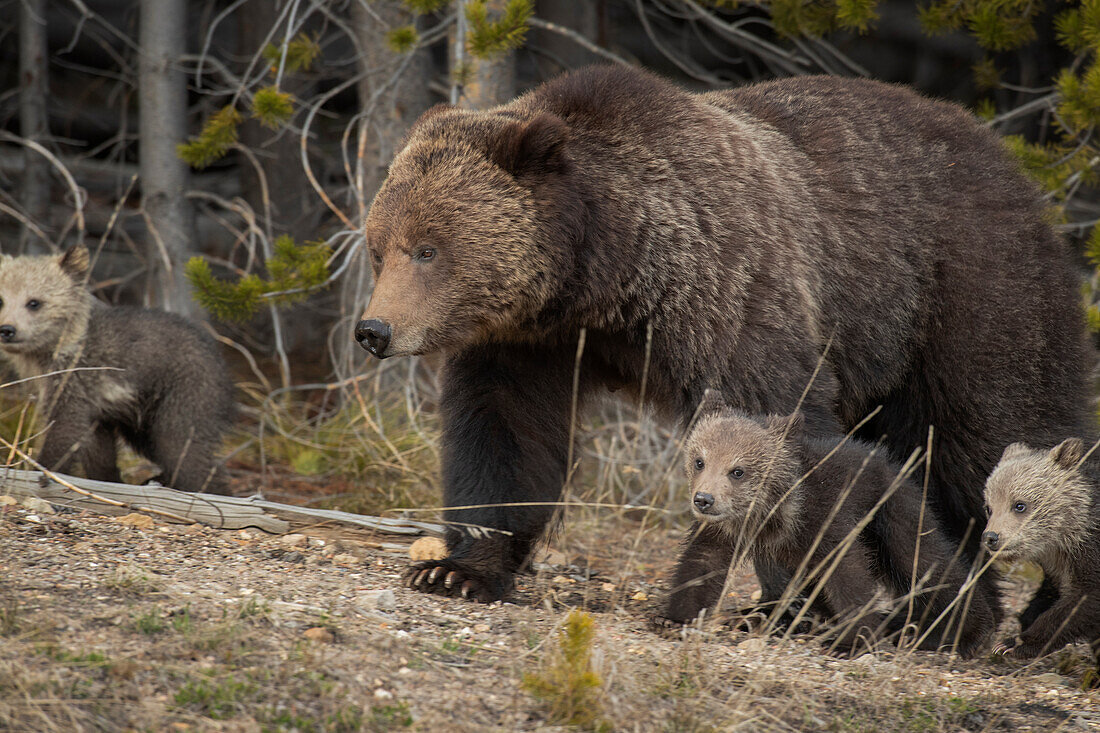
[186, 236, 332, 322]
[178, 33, 317, 170]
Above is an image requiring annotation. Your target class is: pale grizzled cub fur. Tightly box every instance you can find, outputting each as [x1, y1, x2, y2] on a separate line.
[983, 439, 1100, 660]
[662, 394, 996, 657]
[0, 245, 234, 494]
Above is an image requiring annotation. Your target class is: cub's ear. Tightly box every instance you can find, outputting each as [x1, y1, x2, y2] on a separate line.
[782, 411, 805, 440]
[765, 411, 804, 441]
[492, 113, 569, 177]
[1049, 437, 1085, 469]
[399, 103, 456, 150]
[696, 388, 729, 419]
[58, 244, 90, 282]
[1000, 442, 1032, 462]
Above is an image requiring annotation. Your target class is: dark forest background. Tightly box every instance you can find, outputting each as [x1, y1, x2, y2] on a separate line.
[1, 0, 1098, 503]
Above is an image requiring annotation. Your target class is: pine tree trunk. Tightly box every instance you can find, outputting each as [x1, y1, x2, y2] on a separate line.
[336, 1, 434, 380]
[139, 0, 195, 315]
[19, 0, 49, 254]
[457, 0, 517, 109]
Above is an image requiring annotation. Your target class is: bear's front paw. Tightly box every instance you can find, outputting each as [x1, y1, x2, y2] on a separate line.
[404, 559, 510, 602]
[992, 639, 1017, 657]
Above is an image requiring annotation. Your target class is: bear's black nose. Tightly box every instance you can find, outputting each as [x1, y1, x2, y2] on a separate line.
[982, 530, 999, 551]
[355, 319, 391, 357]
[0, 325, 15, 343]
[693, 491, 715, 512]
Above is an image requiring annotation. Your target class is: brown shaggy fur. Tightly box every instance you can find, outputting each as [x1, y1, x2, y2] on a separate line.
[983, 440, 1100, 659]
[662, 404, 996, 657]
[0, 245, 235, 493]
[358, 65, 1090, 603]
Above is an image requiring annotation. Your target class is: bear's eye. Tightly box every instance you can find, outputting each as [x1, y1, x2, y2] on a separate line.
[25, 299, 41, 311]
[0, 297, 4, 309]
[693, 458, 704, 471]
[729, 467, 745, 479]
[370, 250, 383, 267]
[984, 503, 992, 517]
[416, 247, 436, 262]
[1013, 501, 1027, 513]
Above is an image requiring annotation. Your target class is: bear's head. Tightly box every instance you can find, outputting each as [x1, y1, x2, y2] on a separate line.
[684, 393, 805, 549]
[357, 104, 578, 358]
[0, 244, 92, 360]
[982, 438, 1093, 562]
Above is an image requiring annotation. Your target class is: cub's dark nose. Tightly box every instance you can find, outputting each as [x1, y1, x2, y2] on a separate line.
[355, 319, 391, 357]
[0, 325, 15, 343]
[982, 530, 999, 551]
[693, 491, 715, 513]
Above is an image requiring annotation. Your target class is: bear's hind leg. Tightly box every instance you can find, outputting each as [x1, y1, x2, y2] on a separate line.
[145, 401, 228, 494]
[81, 425, 122, 483]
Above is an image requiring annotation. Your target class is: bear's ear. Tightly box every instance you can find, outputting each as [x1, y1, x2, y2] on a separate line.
[696, 388, 729, 418]
[1000, 442, 1031, 462]
[765, 411, 804, 441]
[399, 103, 456, 150]
[781, 411, 805, 440]
[1049, 437, 1085, 469]
[491, 113, 568, 177]
[57, 244, 90, 282]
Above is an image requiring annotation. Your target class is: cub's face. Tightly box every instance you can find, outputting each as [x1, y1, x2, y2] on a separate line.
[0, 246, 89, 356]
[684, 411, 802, 544]
[358, 107, 572, 359]
[982, 439, 1091, 561]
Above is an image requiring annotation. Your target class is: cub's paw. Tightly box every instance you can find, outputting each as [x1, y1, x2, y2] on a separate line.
[992, 639, 1016, 657]
[823, 627, 883, 658]
[404, 560, 509, 603]
[726, 609, 770, 634]
[1007, 640, 1045, 659]
[651, 613, 697, 634]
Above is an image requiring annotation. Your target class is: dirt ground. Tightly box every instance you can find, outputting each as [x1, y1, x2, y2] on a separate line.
[1, 494, 1099, 732]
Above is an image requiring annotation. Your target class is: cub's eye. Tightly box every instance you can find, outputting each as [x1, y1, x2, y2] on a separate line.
[1013, 501, 1027, 513]
[416, 247, 436, 262]
[984, 503, 992, 517]
[370, 250, 383, 266]
[25, 299, 41, 311]
[693, 458, 704, 471]
[730, 467, 745, 479]
[0, 297, 4, 309]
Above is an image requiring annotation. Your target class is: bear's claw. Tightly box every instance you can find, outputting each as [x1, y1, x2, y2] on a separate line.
[404, 560, 504, 602]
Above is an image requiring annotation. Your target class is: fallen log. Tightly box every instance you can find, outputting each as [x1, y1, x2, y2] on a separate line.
[0, 468, 443, 537]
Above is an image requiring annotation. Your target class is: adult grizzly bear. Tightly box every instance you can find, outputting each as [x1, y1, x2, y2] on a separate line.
[357, 65, 1090, 603]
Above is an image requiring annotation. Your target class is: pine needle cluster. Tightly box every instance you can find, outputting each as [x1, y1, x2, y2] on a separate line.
[466, 0, 534, 59]
[186, 236, 332, 322]
[252, 86, 294, 129]
[387, 25, 420, 54]
[765, 0, 879, 37]
[176, 106, 242, 169]
[261, 33, 321, 73]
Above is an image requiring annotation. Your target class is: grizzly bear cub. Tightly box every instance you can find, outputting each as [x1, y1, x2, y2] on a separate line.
[662, 399, 995, 656]
[0, 245, 234, 494]
[983, 439, 1100, 660]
